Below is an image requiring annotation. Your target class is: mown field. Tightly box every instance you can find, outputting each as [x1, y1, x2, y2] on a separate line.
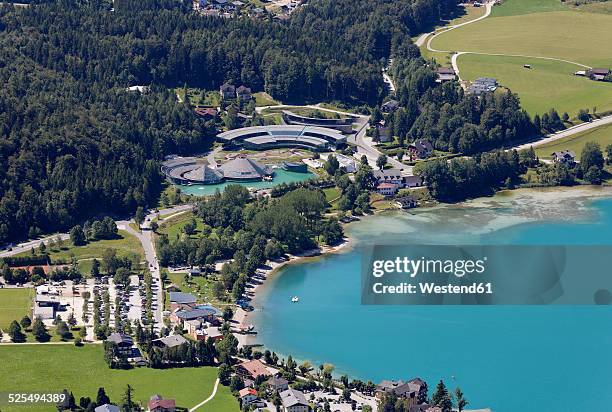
[490, 0, 567, 17]
[458, 54, 612, 116]
[431, 10, 612, 68]
[535, 123, 612, 160]
[49, 230, 143, 274]
[426, 0, 612, 117]
[0, 288, 34, 329]
[0, 345, 239, 412]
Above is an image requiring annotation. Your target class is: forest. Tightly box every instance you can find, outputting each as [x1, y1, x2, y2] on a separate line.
[385, 59, 537, 155]
[0, 0, 461, 243]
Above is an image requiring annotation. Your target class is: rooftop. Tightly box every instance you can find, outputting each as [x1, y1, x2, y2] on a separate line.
[153, 334, 188, 348]
[238, 359, 272, 378]
[176, 307, 218, 320]
[217, 125, 345, 143]
[219, 156, 273, 180]
[280, 388, 309, 407]
[169, 291, 197, 304]
[106, 332, 133, 346]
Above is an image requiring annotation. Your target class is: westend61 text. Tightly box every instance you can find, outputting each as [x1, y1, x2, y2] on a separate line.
[372, 282, 494, 295]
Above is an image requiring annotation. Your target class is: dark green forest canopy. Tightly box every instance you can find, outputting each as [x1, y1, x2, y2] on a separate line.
[0, 0, 471, 244]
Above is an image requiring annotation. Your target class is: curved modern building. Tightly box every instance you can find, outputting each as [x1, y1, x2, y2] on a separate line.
[161, 156, 273, 185]
[217, 125, 346, 152]
[281, 110, 355, 134]
[182, 164, 223, 184]
[218, 156, 273, 181]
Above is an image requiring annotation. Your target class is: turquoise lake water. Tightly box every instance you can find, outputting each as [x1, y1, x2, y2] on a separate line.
[252, 189, 612, 412]
[179, 169, 314, 196]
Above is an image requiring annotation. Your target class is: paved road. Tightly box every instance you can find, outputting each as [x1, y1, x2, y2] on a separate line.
[350, 119, 406, 170]
[425, 1, 592, 81]
[121, 204, 194, 331]
[0, 233, 70, 258]
[415, 1, 492, 49]
[253, 103, 408, 169]
[511, 114, 612, 151]
[382, 59, 396, 93]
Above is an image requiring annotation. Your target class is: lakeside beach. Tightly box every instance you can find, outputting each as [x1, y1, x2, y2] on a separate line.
[242, 185, 612, 411]
[232, 236, 354, 347]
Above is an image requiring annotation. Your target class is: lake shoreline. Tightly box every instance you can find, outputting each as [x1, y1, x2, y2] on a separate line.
[234, 185, 612, 348]
[233, 184, 612, 349]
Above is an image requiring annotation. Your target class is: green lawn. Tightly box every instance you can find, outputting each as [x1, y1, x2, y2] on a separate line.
[253, 91, 279, 106]
[157, 211, 206, 241]
[166, 273, 230, 309]
[442, 4, 486, 26]
[0, 345, 239, 412]
[490, 0, 567, 17]
[534, 123, 612, 160]
[431, 10, 612, 67]
[39, 230, 144, 274]
[0, 288, 34, 329]
[290, 107, 343, 119]
[458, 54, 612, 116]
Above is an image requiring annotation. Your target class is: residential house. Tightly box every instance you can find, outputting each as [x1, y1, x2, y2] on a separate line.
[185, 320, 223, 341]
[148, 394, 176, 412]
[236, 359, 272, 380]
[376, 378, 428, 405]
[404, 175, 423, 188]
[335, 153, 358, 173]
[279, 388, 310, 412]
[468, 77, 498, 95]
[551, 150, 576, 166]
[396, 196, 417, 209]
[374, 169, 404, 187]
[152, 334, 188, 349]
[106, 333, 134, 357]
[239, 388, 258, 406]
[220, 83, 236, 100]
[436, 67, 456, 82]
[267, 376, 289, 392]
[374, 121, 392, 143]
[236, 85, 252, 102]
[381, 99, 399, 113]
[169, 292, 197, 311]
[588, 68, 611, 81]
[377, 182, 398, 197]
[95, 405, 120, 412]
[407, 140, 434, 160]
[194, 107, 217, 120]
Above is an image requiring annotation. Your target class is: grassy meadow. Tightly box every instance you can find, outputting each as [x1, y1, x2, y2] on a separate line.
[44, 230, 143, 274]
[458, 54, 612, 116]
[534, 123, 612, 160]
[0, 288, 34, 330]
[431, 10, 612, 68]
[0, 345, 239, 412]
[490, 0, 567, 17]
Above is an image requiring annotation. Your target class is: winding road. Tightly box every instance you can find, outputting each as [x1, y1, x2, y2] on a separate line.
[415, 0, 612, 150]
[422, 1, 592, 80]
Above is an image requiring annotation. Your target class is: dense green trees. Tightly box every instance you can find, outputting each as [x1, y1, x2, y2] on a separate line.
[416, 150, 523, 202]
[389, 59, 537, 154]
[0, 0, 467, 243]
